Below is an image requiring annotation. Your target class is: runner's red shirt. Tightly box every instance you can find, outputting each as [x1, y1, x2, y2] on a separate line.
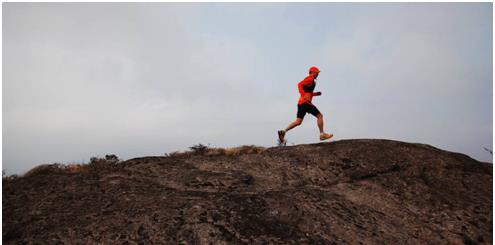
[298, 75, 317, 105]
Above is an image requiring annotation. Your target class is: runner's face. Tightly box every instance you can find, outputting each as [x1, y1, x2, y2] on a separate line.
[313, 72, 319, 78]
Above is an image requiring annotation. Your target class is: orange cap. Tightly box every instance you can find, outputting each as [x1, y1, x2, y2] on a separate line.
[309, 66, 320, 73]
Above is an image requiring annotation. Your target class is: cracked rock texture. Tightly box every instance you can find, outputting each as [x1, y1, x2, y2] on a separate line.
[3, 139, 492, 244]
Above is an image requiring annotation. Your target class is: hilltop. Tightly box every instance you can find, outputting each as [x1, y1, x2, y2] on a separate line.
[3, 139, 492, 244]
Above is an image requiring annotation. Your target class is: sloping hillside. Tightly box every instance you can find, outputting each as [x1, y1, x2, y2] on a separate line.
[3, 139, 492, 244]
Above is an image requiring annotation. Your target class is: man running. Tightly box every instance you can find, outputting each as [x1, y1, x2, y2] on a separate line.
[278, 66, 333, 143]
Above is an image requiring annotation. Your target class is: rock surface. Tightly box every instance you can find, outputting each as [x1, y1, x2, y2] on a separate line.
[3, 139, 492, 244]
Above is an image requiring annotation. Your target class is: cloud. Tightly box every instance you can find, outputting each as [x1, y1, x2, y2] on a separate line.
[314, 3, 492, 158]
[3, 3, 280, 174]
[3, 3, 492, 174]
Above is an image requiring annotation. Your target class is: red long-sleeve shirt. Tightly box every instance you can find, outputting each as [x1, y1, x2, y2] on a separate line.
[297, 75, 318, 105]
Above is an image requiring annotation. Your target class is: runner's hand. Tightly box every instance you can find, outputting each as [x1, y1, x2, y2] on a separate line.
[314, 92, 322, 96]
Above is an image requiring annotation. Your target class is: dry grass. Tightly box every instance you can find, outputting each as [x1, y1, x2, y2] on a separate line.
[21, 145, 267, 178]
[23, 164, 65, 177]
[205, 145, 266, 156]
[62, 164, 89, 174]
[23, 156, 120, 178]
[166, 145, 266, 158]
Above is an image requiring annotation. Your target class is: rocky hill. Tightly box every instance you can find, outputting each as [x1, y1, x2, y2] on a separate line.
[3, 139, 492, 244]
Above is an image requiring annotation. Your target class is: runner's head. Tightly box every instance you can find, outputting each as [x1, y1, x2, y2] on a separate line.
[309, 66, 320, 78]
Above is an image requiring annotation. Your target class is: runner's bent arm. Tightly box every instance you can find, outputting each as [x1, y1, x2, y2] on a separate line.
[298, 78, 314, 104]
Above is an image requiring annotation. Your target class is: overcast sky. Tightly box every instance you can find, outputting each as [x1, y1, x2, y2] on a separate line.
[3, 3, 493, 175]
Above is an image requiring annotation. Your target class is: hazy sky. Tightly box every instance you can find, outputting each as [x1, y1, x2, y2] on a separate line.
[3, 3, 493, 175]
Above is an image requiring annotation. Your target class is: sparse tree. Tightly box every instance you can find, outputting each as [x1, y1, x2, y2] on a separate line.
[483, 147, 492, 155]
[190, 143, 209, 154]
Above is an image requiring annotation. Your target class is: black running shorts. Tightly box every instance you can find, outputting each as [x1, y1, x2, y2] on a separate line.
[297, 103, 321, 119]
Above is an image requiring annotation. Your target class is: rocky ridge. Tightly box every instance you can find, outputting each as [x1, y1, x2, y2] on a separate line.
[3, 139, 492, 244]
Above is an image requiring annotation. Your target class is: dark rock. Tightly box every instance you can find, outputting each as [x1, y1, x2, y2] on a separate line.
[2, 139, 492, 244]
